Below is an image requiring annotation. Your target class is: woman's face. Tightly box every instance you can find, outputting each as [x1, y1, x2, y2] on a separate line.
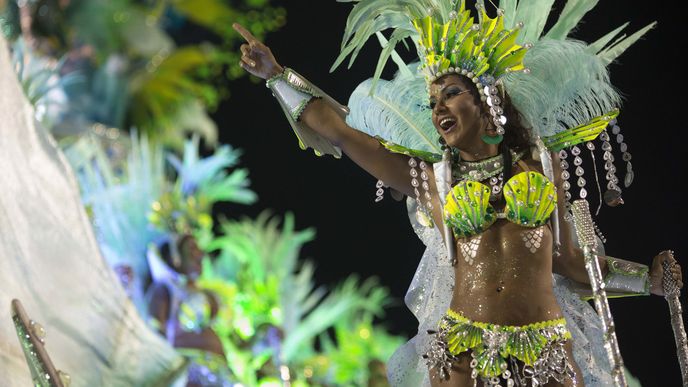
[179, 236, 203, 279]
[430, 74, 488, 150]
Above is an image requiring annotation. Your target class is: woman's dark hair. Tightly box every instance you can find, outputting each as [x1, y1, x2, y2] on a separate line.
[499, 92, 532, 154]
[457, 75, 532, 151]
[158, 234, 195, 270]
[499, 92, 532, 182]
[459, 74, 533, 182]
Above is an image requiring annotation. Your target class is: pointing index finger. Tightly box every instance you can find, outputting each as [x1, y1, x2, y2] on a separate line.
[233, 23, 258, 45]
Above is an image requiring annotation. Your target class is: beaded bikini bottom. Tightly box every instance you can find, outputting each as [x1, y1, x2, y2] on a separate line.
[424, 310, 576, 386]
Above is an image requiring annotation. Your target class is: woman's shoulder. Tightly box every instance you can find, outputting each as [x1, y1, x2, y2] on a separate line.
[513, 153, 545, 175]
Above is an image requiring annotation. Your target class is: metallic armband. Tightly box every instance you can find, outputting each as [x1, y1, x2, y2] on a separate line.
[266, 68, 346, 158]
[604, 256, 650, 296]
[565, 255, 650, 299]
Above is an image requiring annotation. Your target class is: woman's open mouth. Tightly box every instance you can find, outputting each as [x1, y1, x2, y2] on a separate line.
[439, 117, 457, 133]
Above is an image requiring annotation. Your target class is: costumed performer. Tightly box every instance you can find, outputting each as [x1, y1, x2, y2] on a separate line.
[143, 138, 255, 387]
[147, 233, 232, 387]
[231, 1, 683, 386]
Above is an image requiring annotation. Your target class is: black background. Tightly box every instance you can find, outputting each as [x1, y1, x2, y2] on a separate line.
[209, 1, 686, 385]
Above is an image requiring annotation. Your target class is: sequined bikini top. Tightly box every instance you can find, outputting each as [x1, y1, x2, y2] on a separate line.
[444, 170, 557, 238]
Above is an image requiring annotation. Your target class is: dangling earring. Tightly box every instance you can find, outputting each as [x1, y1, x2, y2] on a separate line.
[480, 84, 505, 145]
[479, 110, 499, 145]
[439, 137, 458, 165]
[439, 136, 448, 151]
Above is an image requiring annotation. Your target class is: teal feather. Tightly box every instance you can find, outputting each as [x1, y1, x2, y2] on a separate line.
[514, 0, 555, 44]
[332, 0, 429, 78]
[375, 32, 414, 78]
[586, 22, 630, 54]
[597, 22, 656, 65]
[371, 29, 414, 93]
[499, 0, 518, 28]
[546, 0, 599, 40]
[347, 69, 440, 154]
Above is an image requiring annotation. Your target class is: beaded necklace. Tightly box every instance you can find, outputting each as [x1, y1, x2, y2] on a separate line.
[453, 149, 527, 201]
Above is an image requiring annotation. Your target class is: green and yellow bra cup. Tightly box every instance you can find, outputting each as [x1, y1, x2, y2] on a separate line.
[444, 180, 496, 238]
[503, 172, 557, 227]
[444, 172, 557, 238]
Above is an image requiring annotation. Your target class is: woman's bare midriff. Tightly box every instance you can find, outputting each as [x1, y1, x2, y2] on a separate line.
[449, 221, 562, 325]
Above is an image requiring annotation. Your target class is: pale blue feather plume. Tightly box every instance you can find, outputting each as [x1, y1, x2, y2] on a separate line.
[505, 39, 620, 138]
[348, 16, 413, 70]
[75, 133, 166, 315]
[332, 0, 431, 79]
[347, 69, 440, 154]
[494, 1, 653, 138]
[370, 29, 414, 93]
[167, 135, 256, 205]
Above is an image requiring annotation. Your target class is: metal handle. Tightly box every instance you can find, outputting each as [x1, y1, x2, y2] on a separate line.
[662, 255, 688, 386]
[570, 200, 627, 387]
[11, 299, 67, 387]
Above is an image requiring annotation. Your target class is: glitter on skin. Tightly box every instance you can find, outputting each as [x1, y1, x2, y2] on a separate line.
[420, 159, 565, 327]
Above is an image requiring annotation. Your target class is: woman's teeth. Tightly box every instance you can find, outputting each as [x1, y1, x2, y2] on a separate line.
[440, 118, 456, 131]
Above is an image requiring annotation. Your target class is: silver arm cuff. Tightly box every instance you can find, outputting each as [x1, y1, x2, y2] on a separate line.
[565, 255, 650, 299]
[604, 256, 650, 296]
[266, 68, 345, 158]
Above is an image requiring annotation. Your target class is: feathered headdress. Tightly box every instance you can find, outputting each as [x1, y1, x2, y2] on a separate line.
[335, 0, 530, 143]
[338, 0, 653, 209]
[149, 135, 257, 240]
[410, 2, 529, 85]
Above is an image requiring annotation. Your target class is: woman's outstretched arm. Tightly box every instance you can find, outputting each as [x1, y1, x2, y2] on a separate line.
[550, 152, 682, 295]
[233, 23, 429, 198]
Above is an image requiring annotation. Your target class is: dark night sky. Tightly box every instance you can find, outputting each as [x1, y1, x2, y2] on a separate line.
[211, 1, 686, 385]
